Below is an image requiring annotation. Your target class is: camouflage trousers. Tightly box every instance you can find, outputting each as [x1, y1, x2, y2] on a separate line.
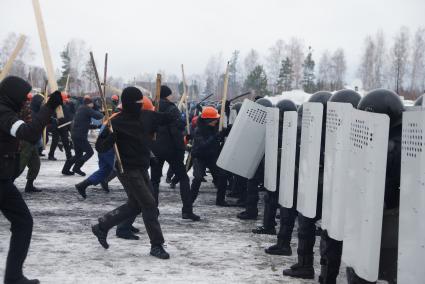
[18, 141, 40, 181]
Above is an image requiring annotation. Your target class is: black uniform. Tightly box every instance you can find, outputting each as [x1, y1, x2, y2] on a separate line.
[0, 76, 61, 284]
[48, 102, 73, 160]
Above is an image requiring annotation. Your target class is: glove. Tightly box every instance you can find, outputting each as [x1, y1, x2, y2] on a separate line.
[46, 91, 63, 110]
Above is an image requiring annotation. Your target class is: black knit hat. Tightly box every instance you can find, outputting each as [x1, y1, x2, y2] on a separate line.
[122, 86, 143, 113]
[0, 76, 32, 112]
[160, 85, 172, 99]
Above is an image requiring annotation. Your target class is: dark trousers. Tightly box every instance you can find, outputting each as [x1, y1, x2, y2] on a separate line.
[278, 206, 298, 243]
[244, 166, 263, 214]
[68, 137, 94, 171]
[319, 230, 343, 284]
[18, 141, 40, 181]
[49, 127, 72, 159]
[87, 154, 114, 185]
[150, 152, 193, 214]
[98, 168, 164, 245]
[263, 191, 279, 229]
[191, 158, 226, 204]
[0, 179, 33, 283]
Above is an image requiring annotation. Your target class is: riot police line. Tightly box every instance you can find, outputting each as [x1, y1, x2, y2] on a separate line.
[218, 89, 424, 284]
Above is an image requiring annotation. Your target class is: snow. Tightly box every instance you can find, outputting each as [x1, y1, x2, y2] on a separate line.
[266, 90, 312, 106]
[0, 143, 354, 283]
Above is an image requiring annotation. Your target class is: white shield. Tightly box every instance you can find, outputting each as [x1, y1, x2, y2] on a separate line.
[296, 102, 323, 218]
[322, 102, 353, 241]
[217, 99, 267, 178]
[397, 110, 425, 284]
[229, 109, 238, 125]
[264, 108, 280, 192]
[278, 111, 298, 208]
[342, 109, 389, 282]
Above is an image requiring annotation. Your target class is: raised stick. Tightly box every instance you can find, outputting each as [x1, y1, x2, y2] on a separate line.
[219, 61, 230, 131]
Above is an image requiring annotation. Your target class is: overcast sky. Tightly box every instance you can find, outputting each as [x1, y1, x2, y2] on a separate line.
[1, 0, 424, 83]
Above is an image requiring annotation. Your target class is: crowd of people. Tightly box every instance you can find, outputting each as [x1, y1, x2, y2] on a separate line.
[0, 74, 412, 284]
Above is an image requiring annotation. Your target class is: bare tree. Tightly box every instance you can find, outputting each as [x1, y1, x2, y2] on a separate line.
[204, 52, 224, 99]
[410, 27, 425, 95]
[389, 26, 410, 93]
[317, 50, 332, 90]
[331, 48, 347, 90]
[285, 37, 305, 89]
[244, 49, 260, 77]
[0, 32, 35, 79]
[358, 36, 375, 91]
[265, 39, 286, 94]
[373, 30, 386, 89]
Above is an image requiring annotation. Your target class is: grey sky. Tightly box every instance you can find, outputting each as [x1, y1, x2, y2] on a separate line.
[1, 0, 424, 82]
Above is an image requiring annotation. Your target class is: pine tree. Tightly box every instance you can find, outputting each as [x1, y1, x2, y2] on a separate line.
[58, 43, 71, 90]
[277, 57, 294, 93]
[243, 65, 269, 96]
[302, 47, 316, 93]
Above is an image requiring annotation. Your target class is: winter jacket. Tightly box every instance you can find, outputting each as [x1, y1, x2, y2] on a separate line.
[0, 77, 53, 178]
[96, 110, 174, 170]
[71, 104, 103, 140]
[30, 94, 44, 115]
[191, 117, 221, 160]
[151, 99, 186, 158]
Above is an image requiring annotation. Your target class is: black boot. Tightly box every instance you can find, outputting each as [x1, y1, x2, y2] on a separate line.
[150, 244, 170, 259]
[252, 226, 276, 235]
[282, 255, 315, 279]
[75, 179, 92, 199]
[92, 224, 109, 249]
[62, 159, 75, 175]
[182, 212, 201, 221]
[100, 181, 109, 193]
[5, 276, 40, 284]
[116, 231, 140, 240]
[265, 238, 292, 255]
[48, 155, 57, 161]
[130, 225, 140, 233]
[24, 179, 42, 193]
[237, 210, 258, 220]
[73, 167, 86, 177]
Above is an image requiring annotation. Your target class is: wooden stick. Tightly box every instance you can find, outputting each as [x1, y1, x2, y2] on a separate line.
[32, 0, 64, 119]
[64, 74, 70, 93]
[154, 74, 161, 111]
[0, 35, 26, 81]
[219, 61, 230, 131]
[90, 52, 124, 174]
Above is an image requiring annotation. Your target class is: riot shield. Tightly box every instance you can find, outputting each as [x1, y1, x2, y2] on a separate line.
[397, 110, 425, 284]
[322, 102, 353, 241]
[264, 107, 280, 192]
[296, 102, 323, 218]
[228, 109, 238, 125]
[217, 99, 267, 178]
[279, 111, 298, 208]
[342, 109, 389, 282]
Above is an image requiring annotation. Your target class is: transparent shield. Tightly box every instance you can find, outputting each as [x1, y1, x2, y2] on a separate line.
[342, 109, 389, 282]
[264, 108, 280, 192]
[217, 99, 267, 178]
[397, 110, 425, 284]
[279, 111, 298, 208]
[296, 102, 323, 218]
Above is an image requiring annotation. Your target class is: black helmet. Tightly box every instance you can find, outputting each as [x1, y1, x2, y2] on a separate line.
[232, 102, 242, 114]
[329, 89, 362, 107]
[255, 98, 273, 108]
[414, 94, 424, 106]
[276, 99, 297, 114]
[308, 91, 332, 105]
[357, 88, 404, 128]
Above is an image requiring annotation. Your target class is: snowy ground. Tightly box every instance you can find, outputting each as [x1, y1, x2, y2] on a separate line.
[0, 145, 349, 283]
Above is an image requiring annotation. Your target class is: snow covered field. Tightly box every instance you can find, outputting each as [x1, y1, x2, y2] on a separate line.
[0, 147, 349, 283]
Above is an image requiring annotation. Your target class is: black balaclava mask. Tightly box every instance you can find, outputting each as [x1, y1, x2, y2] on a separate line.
[121, 87, 143, 115]
[0, 76, 32, 112]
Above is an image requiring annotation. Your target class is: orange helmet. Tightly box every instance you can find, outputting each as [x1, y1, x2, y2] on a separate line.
[201, 106, 220, 119]
[61, 92, 69, 103]
[142, 96, 155, 111]
[27, 93, 33, 101]
[112, 94, 119, 101]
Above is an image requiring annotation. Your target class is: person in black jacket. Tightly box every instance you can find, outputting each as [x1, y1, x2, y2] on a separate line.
[150, 86, 200, 221]
[91, 87, 172, 259]
[190, 106, 229, 206]
[62, 96, 103, 176]
[29, 93, 45, 156]
[0, 76, 62, 284]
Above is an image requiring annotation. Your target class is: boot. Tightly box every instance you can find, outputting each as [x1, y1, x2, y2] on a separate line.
[237, 210, 258, 220]
[150, 244, 170, 259]
[91, 224, 109, 249]
[252, 226, 276, 235]
[116, 231, 140, 240]
[24, 180, 42, 193]
[100, 181, 109, 193]
[73, 167, 86, 176]
[346, 267, 375, 284]
[62, 159, 75, 175]
[169, 182, 176, 189]
[182, 212, 201, 221]
[48, 155, 57, 161]
[282, 255, 315, 279]
[75, 179, 92, 199]
[265, 238, 292, 256]
[5, 276, 40, 284]
[130, 225, 140, 233]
